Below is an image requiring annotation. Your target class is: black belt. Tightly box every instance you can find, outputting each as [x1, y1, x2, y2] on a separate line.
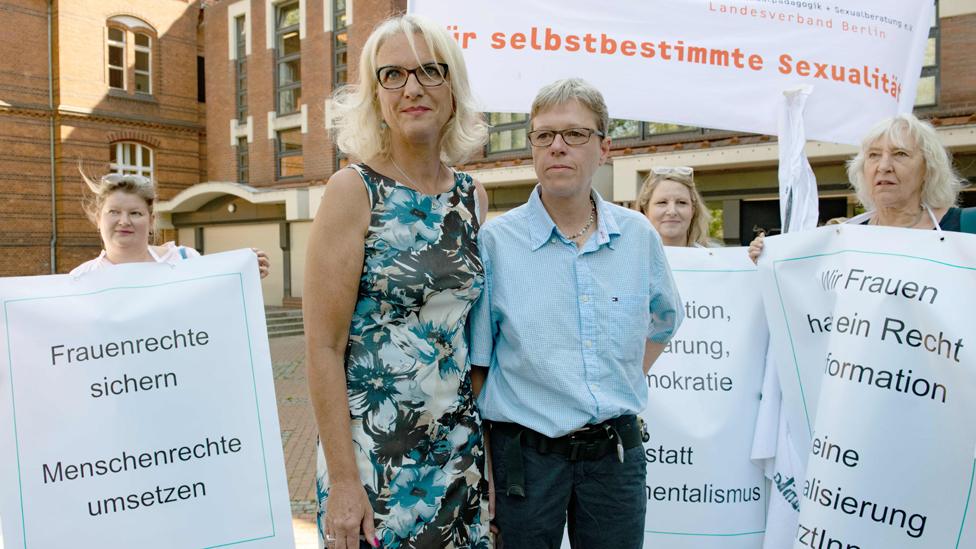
[490, 415, 644, 498]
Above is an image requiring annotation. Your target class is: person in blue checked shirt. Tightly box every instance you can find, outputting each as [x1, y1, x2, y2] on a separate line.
[469, 78, 683, 549]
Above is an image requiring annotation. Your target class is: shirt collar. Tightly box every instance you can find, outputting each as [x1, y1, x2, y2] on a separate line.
[527, 184, 622, 251]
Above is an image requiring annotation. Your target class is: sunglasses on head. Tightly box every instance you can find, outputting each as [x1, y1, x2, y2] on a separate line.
[101, 173, 152, 187]
[651, 166, 694, 176]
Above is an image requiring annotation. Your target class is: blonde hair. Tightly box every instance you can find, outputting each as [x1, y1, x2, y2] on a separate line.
[80, 170, 156, 229]
[637, 171, 712, 247]
[328, 14, 487, 164]
[847, 113, 963, 210]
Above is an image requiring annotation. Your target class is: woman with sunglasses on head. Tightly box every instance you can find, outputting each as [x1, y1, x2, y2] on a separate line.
[304, 15, 490, 549]
[71, 172, 270, 276]
[636, 166, 715, 248]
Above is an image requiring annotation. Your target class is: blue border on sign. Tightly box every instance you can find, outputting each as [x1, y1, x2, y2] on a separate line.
[2, 272, 277, 548]
[771, 248, 976, 543]
[645, 266, 767, 538]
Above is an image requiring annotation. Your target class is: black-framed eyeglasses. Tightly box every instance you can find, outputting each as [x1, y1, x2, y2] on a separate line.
[376, 63, 449, 90]
[527, 128, 606, 147]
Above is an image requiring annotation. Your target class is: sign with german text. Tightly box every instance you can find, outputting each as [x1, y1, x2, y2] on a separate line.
[407, 0, 933, 145]
[643, 246, 768, 547]
[0, 250, 294, 548]
[758, 225, 976, 547]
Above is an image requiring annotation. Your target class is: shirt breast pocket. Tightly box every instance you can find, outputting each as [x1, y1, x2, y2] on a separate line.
[606, 293, 650, 363]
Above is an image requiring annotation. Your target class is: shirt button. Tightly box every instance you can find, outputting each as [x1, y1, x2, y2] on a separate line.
[584, 340, 593, 348]
[580, 295, 589, 303]
[551, 238, 558, 244]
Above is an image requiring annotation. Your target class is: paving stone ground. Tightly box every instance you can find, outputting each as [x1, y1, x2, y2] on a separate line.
[269, 335, 319, 549]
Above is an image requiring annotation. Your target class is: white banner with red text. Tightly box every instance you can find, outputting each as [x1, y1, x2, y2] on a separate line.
[407, 0, 932, 145]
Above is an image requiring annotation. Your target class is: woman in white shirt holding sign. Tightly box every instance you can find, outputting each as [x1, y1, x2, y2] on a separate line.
[70, 172, 270, 276]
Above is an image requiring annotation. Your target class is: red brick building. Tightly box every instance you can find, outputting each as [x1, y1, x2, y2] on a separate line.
[2, 1, 974, 309]
[0, 0, 206, 275]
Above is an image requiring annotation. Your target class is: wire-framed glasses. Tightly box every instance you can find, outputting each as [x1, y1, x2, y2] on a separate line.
[527, 128, 605, 147]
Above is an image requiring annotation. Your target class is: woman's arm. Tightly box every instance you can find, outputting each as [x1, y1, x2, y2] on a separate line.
[748, 233, 765, 264]
[252, 248, 271, 279]
[303, 168, 377, 549]
[473, 178, 489, 225]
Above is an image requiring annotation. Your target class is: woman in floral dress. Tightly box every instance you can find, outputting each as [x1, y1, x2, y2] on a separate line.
[304, 15, 491, 549]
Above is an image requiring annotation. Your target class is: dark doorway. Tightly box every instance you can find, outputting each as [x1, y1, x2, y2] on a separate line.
[738, 197, 848, 245]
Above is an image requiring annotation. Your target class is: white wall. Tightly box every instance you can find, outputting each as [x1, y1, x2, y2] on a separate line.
[289, 221, 313, 299]
[204, 223, 283, 306]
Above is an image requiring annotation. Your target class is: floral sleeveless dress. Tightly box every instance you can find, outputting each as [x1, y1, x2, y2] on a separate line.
[316, 164, 490, 549]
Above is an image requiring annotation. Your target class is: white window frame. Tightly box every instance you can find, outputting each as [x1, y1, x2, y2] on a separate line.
[110, 142, 154, 180]
[227, 0, 252, 59]
[275, 127, 303, 179]
[134, 33, 152, 95]
[107, 27, 126, 90]
[324, 0, 352, 31]
[266, 0, 305, 49]
[273, 0, 302, 115]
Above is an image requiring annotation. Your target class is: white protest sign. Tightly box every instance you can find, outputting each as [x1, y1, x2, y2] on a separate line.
[559, 247, 769, 549]
[0, 250, 294, 549]
[642, 246, 769, 547]
[758, 225, 976, 547]
[408, 0, 932, 145]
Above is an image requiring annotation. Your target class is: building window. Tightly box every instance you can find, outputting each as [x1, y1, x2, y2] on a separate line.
[643, 122, 698, 136]
[275, 1, 301, 115]
[107, 27, 126, 89]
[134, 33, 152, 94]
[276, 128, 303, 178]
[487, 113, 528, 154]
[914, 2, 938, 107]
[332, 0, 348, 86]
[235, 16, 247, 121]
[106, 17, 155, 95]
[197, 56, 206, 103]
[237, 137, 249, 184]
[110, 142, 153, 179]
[608, 119, 641, 140]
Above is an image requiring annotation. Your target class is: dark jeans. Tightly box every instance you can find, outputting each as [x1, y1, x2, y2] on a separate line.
[489, 423, 647, 549]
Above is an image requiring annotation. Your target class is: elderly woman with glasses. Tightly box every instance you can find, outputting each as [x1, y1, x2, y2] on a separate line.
[636, 166, 714, 248]
[303, 15, 490, 549]
[70, 172, 270, 276]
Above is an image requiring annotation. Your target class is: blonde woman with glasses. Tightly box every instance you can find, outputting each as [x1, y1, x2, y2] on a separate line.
[636, 166, 714, 248]
[304, 14, 491, 549]
[71, 172, 270, 276]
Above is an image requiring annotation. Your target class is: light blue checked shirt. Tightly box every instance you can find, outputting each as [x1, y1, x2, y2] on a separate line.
[469, 186, 683, 438]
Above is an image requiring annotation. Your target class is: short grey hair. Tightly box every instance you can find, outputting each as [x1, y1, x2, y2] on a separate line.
[530, 78, 609, 135]
[328, 14, 487, 164]
[847, 113, 963, 210]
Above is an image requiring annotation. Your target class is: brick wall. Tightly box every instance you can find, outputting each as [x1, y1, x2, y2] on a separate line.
[939, 13, 976, 113]
[0, 0, 205, 276]
[204, 0, 411, 188]
[0, 2, 57, 275]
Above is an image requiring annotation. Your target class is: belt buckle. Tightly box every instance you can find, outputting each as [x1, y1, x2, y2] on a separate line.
[567, 434, 601, 461]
